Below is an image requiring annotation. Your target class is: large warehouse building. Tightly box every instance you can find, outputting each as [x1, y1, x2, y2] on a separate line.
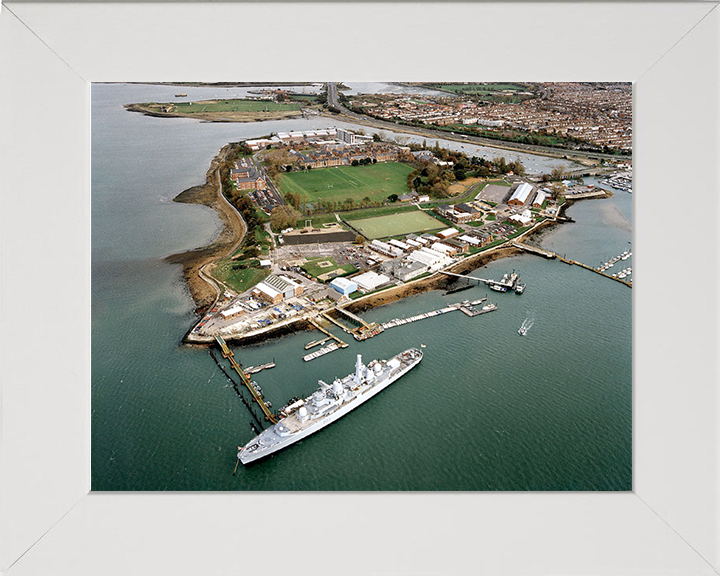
[508, 182, 534, 206]
[330, 277, 358, 297]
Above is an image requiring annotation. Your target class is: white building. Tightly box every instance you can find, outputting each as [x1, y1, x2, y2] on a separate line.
[509, 209, 534, 226]
[330, 277, 358, 296]
[458, 234, 481, 246]
[388, 239, 410, 252]
[370, 240, 403, 258]
[533, 190, 548, 208]
[436, 228, 459, 240]
[392, 261, 427, 282]
[336, 128, 373, 146]
[408, 247, 451, 270]
[353, 271, 391, 292]
[509, 183, 534, 206]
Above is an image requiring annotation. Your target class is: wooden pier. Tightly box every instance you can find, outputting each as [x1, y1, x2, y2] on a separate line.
[214, 335, 278, 424]
[335, 306, 370, 328]
[439, 271, 490, 284]
[511, 241, 556, 259]
[308, 317, 349, 347]
[557, 255, 632, 287]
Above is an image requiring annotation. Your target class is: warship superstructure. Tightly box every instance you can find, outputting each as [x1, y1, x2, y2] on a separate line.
[238, 348, 423, 464]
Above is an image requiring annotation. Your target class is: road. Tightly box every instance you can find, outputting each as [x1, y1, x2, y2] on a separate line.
[326, 82, 631, 164]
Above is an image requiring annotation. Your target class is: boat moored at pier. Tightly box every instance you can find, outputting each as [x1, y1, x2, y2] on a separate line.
[238, 348, 423, 464]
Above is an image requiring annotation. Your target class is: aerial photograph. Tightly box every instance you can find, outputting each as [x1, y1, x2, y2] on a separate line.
[92, 81, 632, 491]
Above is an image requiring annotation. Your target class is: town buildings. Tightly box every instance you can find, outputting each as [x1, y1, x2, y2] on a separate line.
[230, 157, 266, 190]
[347, 82, 632, 153]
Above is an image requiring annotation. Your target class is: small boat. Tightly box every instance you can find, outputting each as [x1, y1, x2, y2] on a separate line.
[518, 317, 533, 336]
[515, 283, 526, 294]
[490, 284, 507, 292]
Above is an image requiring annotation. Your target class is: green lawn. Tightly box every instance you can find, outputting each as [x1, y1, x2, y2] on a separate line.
[212, 260, 269, 293]
[301, 257, 357, 281]
[276, 162, 414, 205]
[171, 99, 299, 113]
[351, 210, 446, 240]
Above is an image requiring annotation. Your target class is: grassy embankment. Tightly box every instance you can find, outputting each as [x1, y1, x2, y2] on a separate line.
[125, 99, 304, 122]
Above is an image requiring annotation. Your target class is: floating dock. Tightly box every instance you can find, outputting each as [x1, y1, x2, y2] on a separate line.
[458, 302, 497, 317]
[379, 299, 495, 330]
[304, 336, 332, 350]
[243, 362, 276, 375]
[303, 342, 340, 362]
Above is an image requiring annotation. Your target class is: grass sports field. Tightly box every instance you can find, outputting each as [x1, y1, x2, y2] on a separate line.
[171, 99, 300, 113]
[350, 210, 446, 240]
[276, 162, 413, 205]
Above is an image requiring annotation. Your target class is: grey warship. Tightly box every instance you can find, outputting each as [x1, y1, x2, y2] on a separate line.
[238, 348, 423, 464]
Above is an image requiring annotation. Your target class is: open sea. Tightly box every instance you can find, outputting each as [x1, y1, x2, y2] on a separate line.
[92, 83, 631, 491]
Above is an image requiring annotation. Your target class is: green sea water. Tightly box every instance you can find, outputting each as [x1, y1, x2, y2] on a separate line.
[92, 84, 631, 491]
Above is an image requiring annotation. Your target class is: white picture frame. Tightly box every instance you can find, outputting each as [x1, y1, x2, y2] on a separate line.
[1, 2, 718, 574]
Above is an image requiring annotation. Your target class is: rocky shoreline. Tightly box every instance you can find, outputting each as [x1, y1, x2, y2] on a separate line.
[165, 143, 246, 316]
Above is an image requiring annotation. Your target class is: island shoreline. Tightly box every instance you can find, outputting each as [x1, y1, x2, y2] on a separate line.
[170, 143, 599, 347]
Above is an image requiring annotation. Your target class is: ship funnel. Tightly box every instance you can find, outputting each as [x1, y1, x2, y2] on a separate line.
[354, 354, 363, 384]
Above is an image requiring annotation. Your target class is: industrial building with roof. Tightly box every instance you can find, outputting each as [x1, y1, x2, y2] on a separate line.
[369, 240, 403, 258]
[262, 274, 303, 299]
[353, 271, 391, 292]
[533, 190, 548, 208]
[330, 277, 358, 297]
[436, 228, 460, 240]
[508, 182, 534, 206]
[387, 260, 427, 282]
[408, 246, 452, 270]
[509, 209, 534, 226]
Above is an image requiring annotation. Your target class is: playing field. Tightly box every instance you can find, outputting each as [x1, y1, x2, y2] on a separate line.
[350, 210, 445, 240]
[171, 99, 300, 113]
[276, 162, 413, 205]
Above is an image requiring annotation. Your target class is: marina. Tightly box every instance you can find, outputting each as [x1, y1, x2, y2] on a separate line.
[596, 250, 632, 272]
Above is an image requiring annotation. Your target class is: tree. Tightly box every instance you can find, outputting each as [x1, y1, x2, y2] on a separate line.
[354, 235, 365, 245]
[373, 133, 382, 142]
[387, 194, 399, 203]
[345, 198, 355, 208]
[508, 159, 526, 175]
[550, 167, 566, 181]
[269, 205, 301, 232]
[351, 159, 359, 166]
[549, 182, 566, 199]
